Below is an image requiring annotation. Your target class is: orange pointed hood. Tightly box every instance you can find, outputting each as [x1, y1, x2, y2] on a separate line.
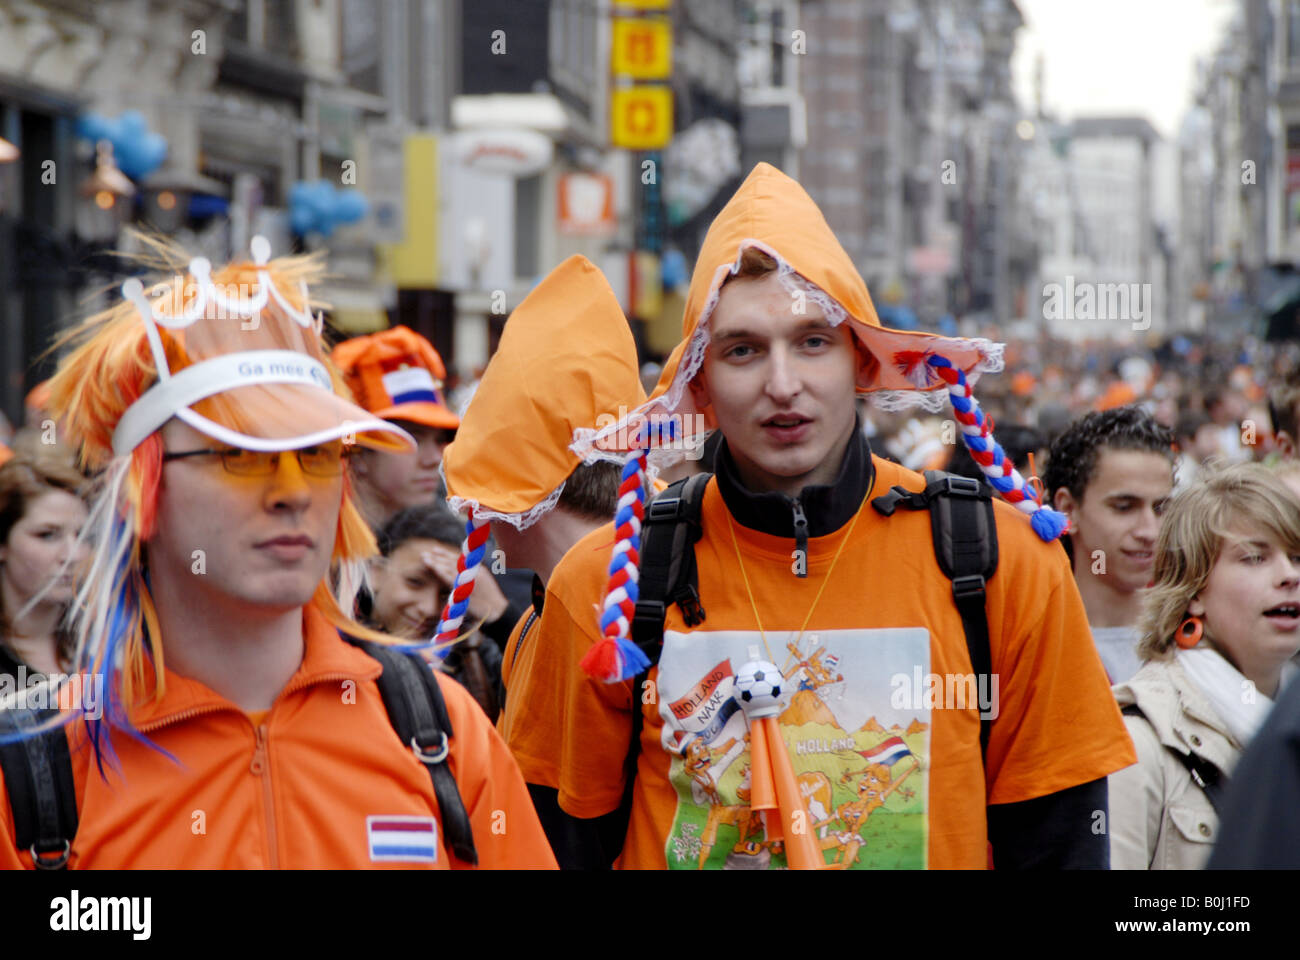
[442, 255, 645, 528]
[571, 162, 1001, 465]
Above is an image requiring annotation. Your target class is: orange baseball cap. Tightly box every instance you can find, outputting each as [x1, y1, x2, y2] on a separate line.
[331, 326, 460, 431]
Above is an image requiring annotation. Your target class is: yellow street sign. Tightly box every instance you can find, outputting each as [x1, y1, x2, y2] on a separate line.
[612, 18, 672, 79]
[610, 86, 673, 149]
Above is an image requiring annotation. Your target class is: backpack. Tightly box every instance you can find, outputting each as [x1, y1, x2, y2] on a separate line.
[618, 469, 999, 843]
[0, 636, 477, 869]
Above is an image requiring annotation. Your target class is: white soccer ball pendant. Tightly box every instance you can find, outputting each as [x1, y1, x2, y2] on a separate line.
[734, 658, 786, 719]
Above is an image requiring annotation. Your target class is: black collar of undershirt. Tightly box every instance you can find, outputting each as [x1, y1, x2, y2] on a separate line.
[714, 416, 873, 539]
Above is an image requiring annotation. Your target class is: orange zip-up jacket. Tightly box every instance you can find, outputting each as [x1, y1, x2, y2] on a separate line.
[0, 606, 557, 869]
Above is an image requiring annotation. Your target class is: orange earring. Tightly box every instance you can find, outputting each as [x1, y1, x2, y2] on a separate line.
[1177, 616, 1203, 649]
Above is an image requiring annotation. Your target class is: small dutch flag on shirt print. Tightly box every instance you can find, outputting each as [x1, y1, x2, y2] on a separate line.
[367, 816, 439, 863]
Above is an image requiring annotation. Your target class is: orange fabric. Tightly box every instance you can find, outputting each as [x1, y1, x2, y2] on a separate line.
[331, 326, 460, 431]
[1011, 371, 1037, 397]
[443, 255, 645, 519]
[503, 459, 1135, 869]
[1096, 381, 1138, 411]
[499, 607, 558, 787]
[0, 607, 556, 869]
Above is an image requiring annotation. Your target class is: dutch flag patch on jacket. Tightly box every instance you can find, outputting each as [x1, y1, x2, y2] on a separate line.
[367, 816, 439, 863]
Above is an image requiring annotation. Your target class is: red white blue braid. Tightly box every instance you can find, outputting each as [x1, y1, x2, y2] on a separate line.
[895, 350, 1070, 543]
[419, 512, 492, 658]
[581, 419, 679, 682]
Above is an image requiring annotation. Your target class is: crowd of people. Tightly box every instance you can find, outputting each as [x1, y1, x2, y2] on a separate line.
[1, 162, 1299, 870]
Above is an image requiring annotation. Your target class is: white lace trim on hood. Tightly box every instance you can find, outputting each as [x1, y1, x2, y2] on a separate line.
[570, 239, 1004, 469]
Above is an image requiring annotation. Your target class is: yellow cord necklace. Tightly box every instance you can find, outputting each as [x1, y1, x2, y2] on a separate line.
[724, 494, 867, 665]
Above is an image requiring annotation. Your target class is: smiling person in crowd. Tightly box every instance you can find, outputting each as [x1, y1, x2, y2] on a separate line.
[366, 503, 506, 722]
[1045, 406, 1176, 683]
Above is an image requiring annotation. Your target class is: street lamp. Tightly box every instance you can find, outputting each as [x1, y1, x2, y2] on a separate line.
[77, 140, 135, 243]
[139, 168, 227, 235]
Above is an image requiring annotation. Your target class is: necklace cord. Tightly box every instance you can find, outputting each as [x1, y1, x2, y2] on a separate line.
[725, 494, 867, 664]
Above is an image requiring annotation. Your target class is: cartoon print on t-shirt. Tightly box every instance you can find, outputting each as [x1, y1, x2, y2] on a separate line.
[657, 627, 930, 869]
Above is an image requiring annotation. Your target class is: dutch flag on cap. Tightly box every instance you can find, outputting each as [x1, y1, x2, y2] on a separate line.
[382, 362, 442, 406]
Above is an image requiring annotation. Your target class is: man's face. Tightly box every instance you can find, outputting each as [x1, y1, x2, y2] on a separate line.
[689, 272, 859, 496]
[150, 419, 342, 611]
[1054, 448, 1173, 592]
[352, 421, 454, 513]
[370, 538, 446, 639]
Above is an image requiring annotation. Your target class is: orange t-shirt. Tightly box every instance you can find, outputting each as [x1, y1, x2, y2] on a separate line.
[0, 607, 558, 869]
[504, 458, 1136, 869]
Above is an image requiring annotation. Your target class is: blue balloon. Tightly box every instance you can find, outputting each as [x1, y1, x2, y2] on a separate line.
[289, 205, 316, 237]
[117, 111, 148, 137]
[78, 110, 166, 179]
[114, 140, 146, 178]
[77, 112, 114, 144]
[140, 132, 167, 175]
[334, 190, 367, 224]
[289, 180, 368, 237]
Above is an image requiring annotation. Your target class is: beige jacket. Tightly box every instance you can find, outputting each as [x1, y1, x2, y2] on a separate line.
[1109, 659, 1240, 870]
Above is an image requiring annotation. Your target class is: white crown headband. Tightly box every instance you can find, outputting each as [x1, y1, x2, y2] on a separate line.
[110, 236, 394, 457]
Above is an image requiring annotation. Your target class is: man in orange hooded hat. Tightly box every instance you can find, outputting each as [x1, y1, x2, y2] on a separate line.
[506, 164, 1135, 870]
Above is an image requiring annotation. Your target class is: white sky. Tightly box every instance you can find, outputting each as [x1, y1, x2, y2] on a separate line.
[1011, 0, 1240, 139]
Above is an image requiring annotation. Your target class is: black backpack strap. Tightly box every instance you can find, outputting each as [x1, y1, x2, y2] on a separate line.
[873, 470, 999, 759]
[1171, 749, 1227, 814]
[0, 707, 79, 869]
[615, 471, 711, 861]
[347, 638, 478, 865]
[630, 471, 712, 667]
[512, 609, 540, 666]
[508, 573, 546, 682]
[1120, 704, 1228, 814]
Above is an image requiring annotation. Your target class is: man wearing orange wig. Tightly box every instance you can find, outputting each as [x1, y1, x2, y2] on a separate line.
[508, 164, 1136, 870]
[0, 238, 555, 869]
